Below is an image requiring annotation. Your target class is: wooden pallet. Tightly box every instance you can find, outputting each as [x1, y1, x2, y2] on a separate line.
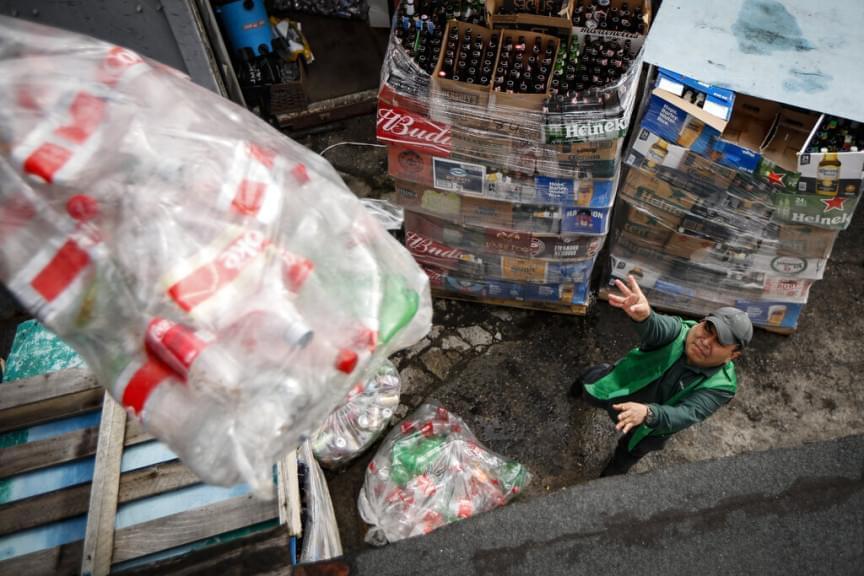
[597, 288, 796, 336]
[432, 289, 589, 316]
[0, 368, 302, 576]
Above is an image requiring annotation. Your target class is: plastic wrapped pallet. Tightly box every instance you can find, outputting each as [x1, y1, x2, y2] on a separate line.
[0, 16, 432, 497]
[377, 0, 652, 314]
[605, 66, 863, 331]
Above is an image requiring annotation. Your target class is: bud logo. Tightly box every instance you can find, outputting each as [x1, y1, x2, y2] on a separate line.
[449, 167, 467, 177]
[406, 232, 465, 260]
[169, 230, 269, 311]
[770, 256, 807, 275]
[376, 105, 451, 154]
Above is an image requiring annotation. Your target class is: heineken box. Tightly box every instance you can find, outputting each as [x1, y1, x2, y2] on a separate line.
[771, 190, 860, 230]
[407, 229, 597, 284]
[395, 180, 613, 235]
[404, 209, 605, 260]
[423, 262, 591, 307]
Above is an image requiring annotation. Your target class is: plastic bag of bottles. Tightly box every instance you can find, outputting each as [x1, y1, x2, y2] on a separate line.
[0, 17, 431, 498]
[312, 359, 402, 468]
[297, 440, 343, 562]
[358, 402, 531, 545]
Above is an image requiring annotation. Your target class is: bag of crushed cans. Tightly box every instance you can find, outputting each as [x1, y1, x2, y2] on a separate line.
[358, 402, 531, 545]
[312, 358, 402, 468]
[297, 440, 343, 562]
[0, 17, 431, 498]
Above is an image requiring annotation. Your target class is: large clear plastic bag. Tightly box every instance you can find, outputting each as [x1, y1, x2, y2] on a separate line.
[358, 402, 530, 545]
[0, 17, 431, 497]
[297, 440, 343, 563]
[312, 358, 401, 468]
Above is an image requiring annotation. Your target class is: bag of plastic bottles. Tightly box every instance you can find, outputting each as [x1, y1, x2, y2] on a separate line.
[358, 402, 531, 545]
[0, 17, 431, 498]
[312, 359, 402, 468]
[297, 440, 343, 563]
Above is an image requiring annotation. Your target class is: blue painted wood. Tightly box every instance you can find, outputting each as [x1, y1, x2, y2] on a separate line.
[0, 321, 262, 566]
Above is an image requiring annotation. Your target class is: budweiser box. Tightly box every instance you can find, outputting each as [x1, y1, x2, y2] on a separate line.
[388, 143, 617, 207]
[486, 0, 573, 34]
[405, 209, 605, 260]
[395, 180, 613, 235]
[407, 229, 597, 284]
[422, 262, 590, 306]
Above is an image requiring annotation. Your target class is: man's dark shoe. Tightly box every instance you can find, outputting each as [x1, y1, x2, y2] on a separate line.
[569, 363, 613, 398]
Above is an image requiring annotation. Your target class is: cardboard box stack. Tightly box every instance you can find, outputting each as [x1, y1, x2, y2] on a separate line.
[607, 67, 864, 331]
[379, 0, 651, 313]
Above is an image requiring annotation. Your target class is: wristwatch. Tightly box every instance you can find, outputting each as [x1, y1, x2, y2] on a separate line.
[645, 405, 656, 427]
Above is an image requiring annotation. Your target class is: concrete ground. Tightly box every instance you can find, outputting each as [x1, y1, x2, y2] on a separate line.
[293, 113, 864, 555]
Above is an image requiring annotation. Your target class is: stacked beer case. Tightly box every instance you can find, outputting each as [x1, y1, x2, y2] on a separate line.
[606, 67, 864, 332]
[378, 0, 651, 313]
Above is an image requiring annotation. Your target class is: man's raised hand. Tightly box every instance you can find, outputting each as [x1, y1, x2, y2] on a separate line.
[608, 275, 651, 322]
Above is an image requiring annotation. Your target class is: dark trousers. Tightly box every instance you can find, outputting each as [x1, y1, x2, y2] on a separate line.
[574, 364, 669, 476]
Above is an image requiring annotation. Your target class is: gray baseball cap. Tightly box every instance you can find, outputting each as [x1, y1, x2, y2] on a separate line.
[706, 307, 753, 348]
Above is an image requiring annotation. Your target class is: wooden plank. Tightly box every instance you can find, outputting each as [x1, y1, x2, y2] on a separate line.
[432, 288, 590, 316]
[0, 415, 152, 478]
[0, 540, 83, 576]
[0, 368, 98, 411]
[0, 460, 201, 537]
[80, 393, 127, 576]
[597, 288, 796, 335]
[276, 450, 302, 537]
[0, 385, 104, 435]
[277, 89, 378, 131]
[119, 525, 298, 576]
[111, 492, 279, 564]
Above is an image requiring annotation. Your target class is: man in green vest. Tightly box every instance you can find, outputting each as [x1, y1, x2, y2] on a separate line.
[571, 275, 753, 476]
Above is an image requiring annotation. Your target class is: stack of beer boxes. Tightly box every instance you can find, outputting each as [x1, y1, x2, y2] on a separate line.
[607, 68, 864, 331]
[378, 0, 651, 313]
